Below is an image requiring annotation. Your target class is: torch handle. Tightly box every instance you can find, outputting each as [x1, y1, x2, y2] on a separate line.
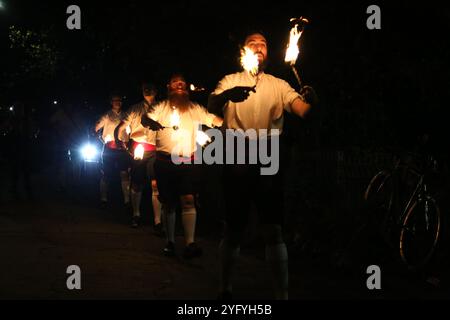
[290, 65, 303, 89]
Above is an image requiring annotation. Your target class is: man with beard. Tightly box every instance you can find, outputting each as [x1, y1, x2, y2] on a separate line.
[115, 83, 163, 233]
[141, 73, 223, 259]
[95, 93, 130, 208]
[208, 31, 318, 299]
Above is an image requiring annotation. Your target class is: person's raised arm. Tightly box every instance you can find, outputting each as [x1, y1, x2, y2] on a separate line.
[290, 86, 318, 119]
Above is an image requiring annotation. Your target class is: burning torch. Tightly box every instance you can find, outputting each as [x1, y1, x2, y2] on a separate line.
[284, 16, 309, 89]
[189, 84, 206, 92]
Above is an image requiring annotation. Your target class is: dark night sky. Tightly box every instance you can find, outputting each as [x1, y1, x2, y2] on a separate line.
[1, 0, 450, 147]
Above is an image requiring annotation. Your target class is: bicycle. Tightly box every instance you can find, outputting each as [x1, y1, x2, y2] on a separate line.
[364, 150, 442, 270]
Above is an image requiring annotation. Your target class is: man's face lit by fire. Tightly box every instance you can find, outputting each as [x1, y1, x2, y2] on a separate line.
[168, 75, 189, 98]
[245, 33, 268, 65]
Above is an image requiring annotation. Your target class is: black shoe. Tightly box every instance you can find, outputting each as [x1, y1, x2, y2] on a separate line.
[163, 241, 176, 256]
[217, 290, 233, 300]
[131, 216, 140, 228]
[183, 243, 203, 259]
[153, 223, 165, 237]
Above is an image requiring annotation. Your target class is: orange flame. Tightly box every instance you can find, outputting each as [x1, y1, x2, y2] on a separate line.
[240, 47, 259, 76]
[285, 24, 303, 65]
[190, 84, 205, 92]
[170, 108, 180, 129]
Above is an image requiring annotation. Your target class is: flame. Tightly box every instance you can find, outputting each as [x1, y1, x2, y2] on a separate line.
[240, 47, 259, 76]
[104, 134, 113, 143]
[284, 24, 303, 65]
[196, 130, 211, 147]
[134, 144, 144, 160]
[190, 84, 205, 92]
[170, 108, 180, 129]
[125, 125, 131, 135]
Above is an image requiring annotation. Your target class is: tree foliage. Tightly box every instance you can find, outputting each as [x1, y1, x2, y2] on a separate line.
[7, 25, 58, 87]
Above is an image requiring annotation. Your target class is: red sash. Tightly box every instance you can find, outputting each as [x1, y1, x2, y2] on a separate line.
[105, 141, 118, 149]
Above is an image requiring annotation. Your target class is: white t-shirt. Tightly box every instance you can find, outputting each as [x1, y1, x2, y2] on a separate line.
[122, 101, 156, 144]
[147, 100, 216, 157]
[96, 110, 127, 143]
[211, 71, 301, 135]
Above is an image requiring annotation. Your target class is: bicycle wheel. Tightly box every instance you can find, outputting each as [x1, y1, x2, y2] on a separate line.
[364, 170, 392, 208]
[364, 171, 398, 248]
[399, 197, 441, 270]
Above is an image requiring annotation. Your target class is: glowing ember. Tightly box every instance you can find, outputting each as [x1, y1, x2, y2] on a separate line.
[134, 144, 144, 160]
[240, 47, 259, 76]
[170, 108, 180, 130]
[126, 125, 131, 135]
[196, 130, 211, 147]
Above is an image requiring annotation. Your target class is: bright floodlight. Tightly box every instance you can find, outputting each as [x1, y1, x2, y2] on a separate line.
[81, 144, 98, 162]
[53, 100, 58, 105]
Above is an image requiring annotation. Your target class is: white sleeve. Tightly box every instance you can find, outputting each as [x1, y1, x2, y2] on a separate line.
[212, 75, 232, 96]
[196, 105, 216, 127]
[122, 107, 136, 126]
[279, 79, 301, 113]
[146, 102, 164, 122]
[96, 114, 107, 129]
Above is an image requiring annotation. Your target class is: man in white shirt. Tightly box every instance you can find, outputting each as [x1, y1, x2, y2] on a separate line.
[142, 73, 222, 259]
[208, 31, 318, 299]
[115, 83, 163, 232]
[95, 93, 131, 208]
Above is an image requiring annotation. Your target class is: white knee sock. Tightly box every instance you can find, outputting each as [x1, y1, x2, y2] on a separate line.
[265, 243, 289, 300]
[130, 189, 142, 217]
[219, 239, 240, 293]
[100, 177, 108, 202]
[163, 205, 176, 243]
[152, 190, 162, 225]
[181, 206, 196, 245]
[120, 172, 130, 204]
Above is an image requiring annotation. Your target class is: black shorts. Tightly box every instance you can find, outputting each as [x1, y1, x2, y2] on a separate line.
[102, 147, 131, 178]
[130, 150, 156, 186]
[223, 135, 286, 232]
[154, 153, 201, 205]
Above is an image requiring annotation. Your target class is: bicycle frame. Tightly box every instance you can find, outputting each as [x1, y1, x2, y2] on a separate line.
[390, 163, 424, 225]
